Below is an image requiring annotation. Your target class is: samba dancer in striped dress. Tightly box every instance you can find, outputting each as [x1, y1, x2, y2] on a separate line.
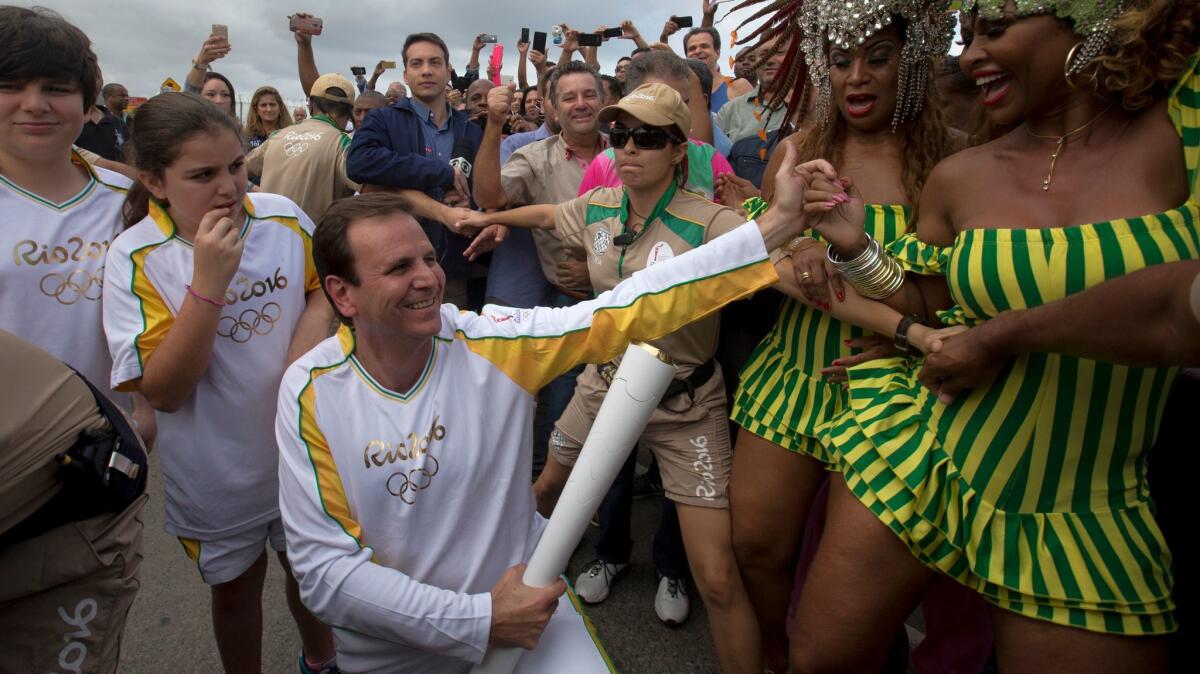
[725, 3, 958, 671]
[795, 2, 1200, 672]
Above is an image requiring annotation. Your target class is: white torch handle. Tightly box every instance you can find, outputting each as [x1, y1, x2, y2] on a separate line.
[471, 342, 675, 674]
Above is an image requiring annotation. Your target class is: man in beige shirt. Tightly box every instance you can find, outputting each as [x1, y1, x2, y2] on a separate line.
[247, 74, 360, 221]
[473, 61, 609, 303]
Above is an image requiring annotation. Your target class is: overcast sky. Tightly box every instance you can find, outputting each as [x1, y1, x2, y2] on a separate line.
[36, 0, 775, 110]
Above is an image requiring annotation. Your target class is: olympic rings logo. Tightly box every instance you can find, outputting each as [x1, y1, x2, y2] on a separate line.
[385, 454, 440, 505]
[216, 302, 281, 343]
[39, 268, 103, 305]
[284, 142, 309, 157]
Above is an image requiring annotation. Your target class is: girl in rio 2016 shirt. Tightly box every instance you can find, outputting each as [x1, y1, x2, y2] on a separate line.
[102, 92, 338, 672]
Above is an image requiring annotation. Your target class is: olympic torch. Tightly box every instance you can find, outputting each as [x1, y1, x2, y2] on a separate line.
[471, 342, 675, 674]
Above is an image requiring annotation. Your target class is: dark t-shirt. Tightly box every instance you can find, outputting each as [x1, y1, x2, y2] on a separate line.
[74, 108, 129, 162]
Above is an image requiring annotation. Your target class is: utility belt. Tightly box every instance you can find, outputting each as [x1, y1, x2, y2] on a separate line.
[597, 357, 716, 408]
[0, 369, 148, 551]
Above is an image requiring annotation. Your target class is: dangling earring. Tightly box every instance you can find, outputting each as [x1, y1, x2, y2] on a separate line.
[1064, 42, 1097, 90]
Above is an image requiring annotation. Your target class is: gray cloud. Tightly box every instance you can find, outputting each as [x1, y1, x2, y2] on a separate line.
[42, 0, 770, 112]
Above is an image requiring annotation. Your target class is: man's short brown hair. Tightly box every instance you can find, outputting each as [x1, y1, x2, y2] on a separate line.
[314, 194, 421, 324]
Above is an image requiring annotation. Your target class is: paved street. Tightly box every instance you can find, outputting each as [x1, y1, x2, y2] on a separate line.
[121, 451, 720, 673]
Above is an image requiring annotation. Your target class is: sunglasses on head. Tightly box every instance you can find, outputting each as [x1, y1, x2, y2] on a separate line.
[610, 124, 680, 150]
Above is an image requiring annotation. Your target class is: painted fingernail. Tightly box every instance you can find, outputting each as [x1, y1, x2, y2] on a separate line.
[823, 201, 837, 208]
[836, 291, 845, 301]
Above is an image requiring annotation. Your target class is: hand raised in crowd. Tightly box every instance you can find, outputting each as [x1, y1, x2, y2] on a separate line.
[660, 18, 681, 42]
[488, 564, 565, 649]
[714, 173, 760, 208]
[560, 25, 581, 53]
[472, 32, 487, 53]
[517, 37, 530, 55]
[918, 325, 999, 405]
[702, 0, 718, 17]
[487, 84, 516, 125]
[373, 60, 389, 78]
[190, 208, 245, 301]
[820, 335, 897, 387]
[447, 87, 464, 109]
[195, 33, 231, 67]
[788, 239, 843, 311]
[465, 225, 510, 262]
[619, 20, 641, 41]
[290, 12, 317, 45]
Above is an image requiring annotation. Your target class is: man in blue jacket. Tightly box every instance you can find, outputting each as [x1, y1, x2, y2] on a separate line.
[347, 32, 483, 308]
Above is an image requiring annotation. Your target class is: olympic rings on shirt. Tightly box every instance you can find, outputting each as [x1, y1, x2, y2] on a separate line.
[385, 454, 441, 505]
[283, 142, 309, 157]
[216, 302, 282, 343]
[39, 268, 103, 305]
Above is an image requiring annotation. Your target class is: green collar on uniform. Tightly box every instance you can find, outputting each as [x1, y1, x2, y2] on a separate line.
[309, 114, 345, 133]
[616, 182, 678, 277]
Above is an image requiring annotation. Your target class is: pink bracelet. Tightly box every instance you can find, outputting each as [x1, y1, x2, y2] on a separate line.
[185, 284, 225, 307]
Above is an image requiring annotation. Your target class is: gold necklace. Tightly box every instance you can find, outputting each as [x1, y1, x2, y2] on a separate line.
[1026, 105, 1113, 191]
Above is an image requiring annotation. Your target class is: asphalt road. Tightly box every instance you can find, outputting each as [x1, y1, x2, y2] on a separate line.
[120, 452, 721, 673]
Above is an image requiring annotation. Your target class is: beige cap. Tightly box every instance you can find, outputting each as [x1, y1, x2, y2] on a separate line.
[309, 73, 355, 103]
[598, 83, 691, 140]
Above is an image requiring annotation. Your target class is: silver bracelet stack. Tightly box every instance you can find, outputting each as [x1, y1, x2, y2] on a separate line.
[826, 236, 905, 299]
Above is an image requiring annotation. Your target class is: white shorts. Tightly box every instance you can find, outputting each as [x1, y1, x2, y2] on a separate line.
[178, 518, 286, 585]
[513, 588, 614, 673]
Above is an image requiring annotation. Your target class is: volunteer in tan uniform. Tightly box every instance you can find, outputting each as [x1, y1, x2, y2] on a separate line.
[246, 73, 359, 221]
[455, 83, 775, 673]
[0, 330, 146, 674]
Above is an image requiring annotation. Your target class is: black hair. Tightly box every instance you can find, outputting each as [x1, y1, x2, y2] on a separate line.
[683, 27, 721, 54]
[630, 47, 651, 58]
[122, 93, 243, 227]
[402, 32, 450, 66]
[0, 6, 100, 112]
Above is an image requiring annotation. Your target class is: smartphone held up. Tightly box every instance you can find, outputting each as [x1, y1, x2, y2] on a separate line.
[288, 14, 323, 35]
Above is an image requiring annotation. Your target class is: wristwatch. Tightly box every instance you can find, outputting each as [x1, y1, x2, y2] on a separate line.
[894, 314, 923, 356]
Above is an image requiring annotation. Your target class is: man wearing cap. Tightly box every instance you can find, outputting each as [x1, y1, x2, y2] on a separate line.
[246, 73, 360, 222]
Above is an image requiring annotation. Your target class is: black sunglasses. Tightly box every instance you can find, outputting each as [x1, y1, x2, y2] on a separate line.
[610, 124, 680, 150]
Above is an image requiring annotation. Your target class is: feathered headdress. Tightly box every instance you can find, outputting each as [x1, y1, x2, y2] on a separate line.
[721, 0, 955, 130]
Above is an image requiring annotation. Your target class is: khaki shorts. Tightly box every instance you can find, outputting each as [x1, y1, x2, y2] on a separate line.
[551, 365, 731, 508]
[0, 493, 147, 674]
[178, 517, 286, 586]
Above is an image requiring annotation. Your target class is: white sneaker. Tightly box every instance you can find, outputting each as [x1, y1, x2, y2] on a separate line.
[574, 559, 629, 604]
[654, 575, 690, 625]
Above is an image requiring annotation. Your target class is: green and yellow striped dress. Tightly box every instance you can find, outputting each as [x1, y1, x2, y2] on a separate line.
[818, 53, 1200, 635]
[732, 204, 909, 462]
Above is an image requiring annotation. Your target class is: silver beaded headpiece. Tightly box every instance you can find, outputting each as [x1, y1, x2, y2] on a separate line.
[960, 1, 1124, 76]
[801, 0, 956, 131]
